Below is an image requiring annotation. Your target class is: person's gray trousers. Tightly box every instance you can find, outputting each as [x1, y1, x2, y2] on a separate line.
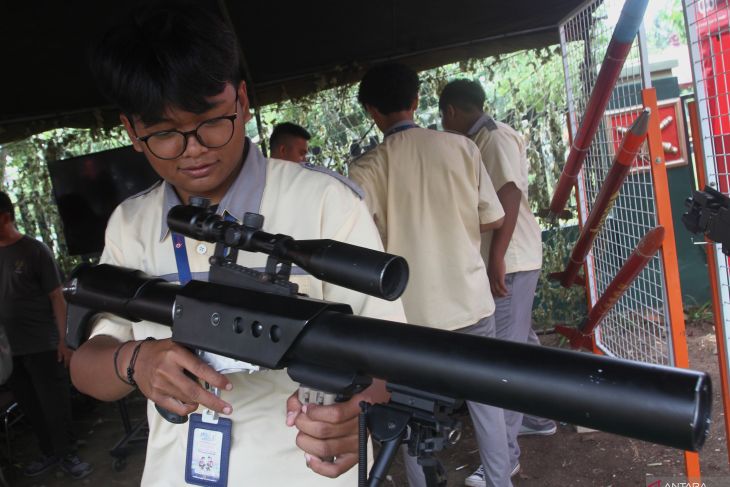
[494, 270, 555, 467]
[403, 314, 512, 487]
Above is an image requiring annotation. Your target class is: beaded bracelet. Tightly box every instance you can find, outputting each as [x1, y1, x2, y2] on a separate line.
[126, 337, 156, 387]
[113, 341, 134, 386]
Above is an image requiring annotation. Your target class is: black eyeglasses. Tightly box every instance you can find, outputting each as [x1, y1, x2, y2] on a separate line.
[135, 98, 239, 160]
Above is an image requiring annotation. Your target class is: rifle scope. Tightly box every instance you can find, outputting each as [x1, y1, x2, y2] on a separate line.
[167, 205, 408, 301]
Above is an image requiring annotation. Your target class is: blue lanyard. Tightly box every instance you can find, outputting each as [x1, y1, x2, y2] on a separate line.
[172, 232, 193, 285]
[171, 212, 237, 285]
[384, 123, 418, 139]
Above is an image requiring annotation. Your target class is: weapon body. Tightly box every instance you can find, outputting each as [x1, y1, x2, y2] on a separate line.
[683, 185, 730, 255]
[555, 225, 665, 350]
[552, 109, 650, 287]
[549, 0, 650, 217]
[65, 262, 710, 453]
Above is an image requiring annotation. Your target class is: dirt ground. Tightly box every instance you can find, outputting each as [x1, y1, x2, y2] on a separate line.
[3, 317, 728, 487]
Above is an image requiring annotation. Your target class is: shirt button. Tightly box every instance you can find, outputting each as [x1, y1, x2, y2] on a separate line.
[196, 244, 207, 255]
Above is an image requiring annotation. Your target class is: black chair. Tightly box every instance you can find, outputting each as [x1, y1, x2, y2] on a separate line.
[109, 394, 148, 472]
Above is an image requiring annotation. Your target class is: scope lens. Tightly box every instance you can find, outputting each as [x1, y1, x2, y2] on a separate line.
[380, 257, 409, 301]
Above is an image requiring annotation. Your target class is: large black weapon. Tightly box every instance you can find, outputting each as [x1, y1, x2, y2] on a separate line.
[683, 185, 730, 255]
[65, 205, 712, 486]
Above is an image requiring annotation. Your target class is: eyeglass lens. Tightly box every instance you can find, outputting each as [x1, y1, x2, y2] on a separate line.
[147, 117, 235, 159]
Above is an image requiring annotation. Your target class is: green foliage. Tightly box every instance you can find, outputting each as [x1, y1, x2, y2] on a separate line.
[252, 47, 584, 329]
[684, 299, 713, 324]
[1, 46, 589, 327]
[0, 127, 128, 276]
[649, 0, 686, 51]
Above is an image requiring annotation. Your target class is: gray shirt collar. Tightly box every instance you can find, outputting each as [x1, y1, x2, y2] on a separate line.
[467, 113, 496, 136]
[159, 138, 268, 240]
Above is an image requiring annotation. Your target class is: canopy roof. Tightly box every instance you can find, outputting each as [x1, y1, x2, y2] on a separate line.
[0, 0, 586, 143]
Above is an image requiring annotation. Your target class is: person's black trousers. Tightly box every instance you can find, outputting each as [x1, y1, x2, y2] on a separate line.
[7, 351, 73, 457]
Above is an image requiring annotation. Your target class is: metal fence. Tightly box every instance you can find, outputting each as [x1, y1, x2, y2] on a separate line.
[684, 0, 730, 461]
[559, 0, 675, 364]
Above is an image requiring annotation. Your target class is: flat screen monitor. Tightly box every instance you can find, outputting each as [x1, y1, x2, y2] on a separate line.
[48, 145, 160, 256]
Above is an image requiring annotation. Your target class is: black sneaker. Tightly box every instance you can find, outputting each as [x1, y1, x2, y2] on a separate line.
[60, 454, 93, 480]
[23, 455, 60, 477]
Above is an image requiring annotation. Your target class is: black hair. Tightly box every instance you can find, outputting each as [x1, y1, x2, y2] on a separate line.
[90, 0, 243, 125]
[0, 191, 15, 221]
[358, 63, 420, 115]
[269, 122, 311, 151]
[439, 79, 485, 113]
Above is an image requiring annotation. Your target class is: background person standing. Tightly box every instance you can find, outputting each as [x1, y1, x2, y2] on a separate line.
[440, 79, 557, 485]
[0, 191, 92, 480]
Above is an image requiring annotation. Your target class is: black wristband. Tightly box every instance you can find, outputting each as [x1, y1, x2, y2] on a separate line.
[113, 341, 134, 386]
[126, 337, 155, 387]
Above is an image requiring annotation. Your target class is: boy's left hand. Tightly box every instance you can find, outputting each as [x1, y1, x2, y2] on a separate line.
[286, 380, 389, 477]
[285, 388, 374, 478]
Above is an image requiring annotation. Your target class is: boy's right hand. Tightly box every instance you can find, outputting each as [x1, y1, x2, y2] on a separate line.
[132, 338, 233, 416]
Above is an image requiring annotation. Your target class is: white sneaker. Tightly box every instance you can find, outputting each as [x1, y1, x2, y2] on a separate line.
[518, 422, 557, 436]
[464, 465, 486, 487]
[464, 463, 520, 486]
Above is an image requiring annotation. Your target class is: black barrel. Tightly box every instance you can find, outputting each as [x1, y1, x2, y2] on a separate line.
[64, 264, 711, 452]
[291, 312, 710, 452]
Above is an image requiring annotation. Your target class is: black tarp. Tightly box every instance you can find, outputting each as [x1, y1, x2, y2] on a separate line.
[0, 0, 586, 143]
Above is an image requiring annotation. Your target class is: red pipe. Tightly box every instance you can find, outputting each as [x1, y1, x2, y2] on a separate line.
[549, 0, 650, 217]
[553, 109, 650, 288]
[555, 225, 665, 350]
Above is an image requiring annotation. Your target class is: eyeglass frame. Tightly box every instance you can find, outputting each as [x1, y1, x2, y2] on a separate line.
[133, 96, 240, 160]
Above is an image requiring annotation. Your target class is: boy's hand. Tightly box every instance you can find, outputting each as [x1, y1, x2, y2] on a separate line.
[285, 381, 388, 478]
[57, 341, 74, 368]
[488, 256, 508, 297]
[286, 391, 362, 477]
[132, 338, 233, 416]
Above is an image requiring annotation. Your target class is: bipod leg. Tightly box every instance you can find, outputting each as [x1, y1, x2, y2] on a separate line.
[365, 403, 411, 487]
[365, 384, 462, 487]
[421, 461, 447, 487]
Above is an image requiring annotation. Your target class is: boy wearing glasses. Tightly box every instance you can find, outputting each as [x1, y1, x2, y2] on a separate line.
[68, 2, 401, 486]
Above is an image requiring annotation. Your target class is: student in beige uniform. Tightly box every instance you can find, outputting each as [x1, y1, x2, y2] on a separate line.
[349, 63, 513, 487]
[269, 122, 311, 162]
[68, 3, 402, 486]
[440, 79, 557, 486]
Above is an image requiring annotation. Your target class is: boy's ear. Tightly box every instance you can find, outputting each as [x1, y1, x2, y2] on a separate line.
[409, 96, 419, 112]
[364, 104, 379, 119]
[446, 104, 456, 120]
[120, 114, 144, 153]
[237, 81, 252, 125]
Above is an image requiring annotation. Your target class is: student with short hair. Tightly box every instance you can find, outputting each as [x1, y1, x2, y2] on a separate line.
[440, 79, 557, 486]
[269, 122, 311, 162]
[68, 3, 402, 485]
[350, 63, 512, 487]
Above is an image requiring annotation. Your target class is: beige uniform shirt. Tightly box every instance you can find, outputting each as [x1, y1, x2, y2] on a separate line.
[469, 116, 543, 273]
[90, 142, 404, 486]
[349, 124, 504, 330]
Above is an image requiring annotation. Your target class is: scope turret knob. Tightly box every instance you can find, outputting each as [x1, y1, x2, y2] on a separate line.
[243, 212, 265, 230]
[189, 196, 211, 208]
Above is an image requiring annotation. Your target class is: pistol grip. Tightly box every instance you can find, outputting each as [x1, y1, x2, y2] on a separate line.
[155, 403, 189, 424]
[154, 369, 200, 423]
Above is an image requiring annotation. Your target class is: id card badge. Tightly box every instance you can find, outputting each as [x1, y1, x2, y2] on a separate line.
[185, 413, 232, 487]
